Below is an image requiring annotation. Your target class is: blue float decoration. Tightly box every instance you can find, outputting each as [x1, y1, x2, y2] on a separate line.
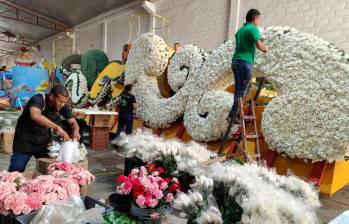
[11, 66, 49, 107]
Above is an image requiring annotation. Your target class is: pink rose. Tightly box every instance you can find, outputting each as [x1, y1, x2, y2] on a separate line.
[166, 193, 174, 202]
[151, 212, 160, 220]
[148, 199, 158, 208]
[136, 195, 146, 208]
[153, 189, 163, 200]
[160, 181, 168, 190]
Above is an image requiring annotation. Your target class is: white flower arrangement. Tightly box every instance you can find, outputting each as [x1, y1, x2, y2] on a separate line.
[64, 70, 88, 108]
[125, 27, 349, 161]
[256, 26, 349, 162]
[208, 162, 320, 224]
[125, 33, 237, 142]
[196, 206, 223, 224]
[121, 132, 320, 223]
[119, 129, 216, 176]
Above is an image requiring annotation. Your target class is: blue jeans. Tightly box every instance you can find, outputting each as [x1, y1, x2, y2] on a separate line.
[229, 59, 253, 118]
[8, 150, 48, 172]
[115, 114, 133, 139]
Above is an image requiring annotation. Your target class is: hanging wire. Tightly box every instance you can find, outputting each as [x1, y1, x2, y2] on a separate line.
[127, 14, 171, 44]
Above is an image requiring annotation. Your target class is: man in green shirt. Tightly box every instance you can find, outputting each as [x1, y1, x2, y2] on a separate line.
[229, 9, 268, 121]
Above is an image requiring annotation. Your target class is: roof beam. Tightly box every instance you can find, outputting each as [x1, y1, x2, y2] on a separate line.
[0, 0, 70, 31]
[0, 33, 34, 46]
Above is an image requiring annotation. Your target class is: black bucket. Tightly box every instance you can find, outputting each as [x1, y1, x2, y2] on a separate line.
[109, 193, 132, 213]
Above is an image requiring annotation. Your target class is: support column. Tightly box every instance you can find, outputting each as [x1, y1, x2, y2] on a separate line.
[142, 0, 156, 33]
[52, 40, 56, 64]
[72, 33, 76, 53]
[102, 20, 108, 53]
[228, 0, 241, 39]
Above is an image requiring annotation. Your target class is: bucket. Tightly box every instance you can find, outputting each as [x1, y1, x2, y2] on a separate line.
[108, 193, 131, 213]
[130, 202, 163, 224]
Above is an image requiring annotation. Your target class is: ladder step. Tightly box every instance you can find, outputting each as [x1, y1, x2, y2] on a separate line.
[244, 134, 259, 139]
[243, 115, 256, 120]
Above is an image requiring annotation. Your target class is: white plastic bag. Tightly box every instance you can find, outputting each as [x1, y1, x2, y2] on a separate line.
[57, 140, 80, 163]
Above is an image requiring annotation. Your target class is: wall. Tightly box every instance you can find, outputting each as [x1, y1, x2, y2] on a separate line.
[239, 0, 349, 52]
[35, 0, 349, 64]
[38, 1, 148, 62]
[154, 0, 231, 50]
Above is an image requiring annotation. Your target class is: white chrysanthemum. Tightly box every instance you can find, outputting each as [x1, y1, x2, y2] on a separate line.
[125, 27, 349, 161]
[125, 34, 236, 141]
[64, 70, 88, 108]
[257, 26, 349, 162]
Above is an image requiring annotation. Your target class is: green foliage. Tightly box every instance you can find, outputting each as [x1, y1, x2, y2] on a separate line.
[81, 49, 109, 89]
[103, 211, 139, 224]
[161, 155, 177, 177]
[213, 181, 243, 224]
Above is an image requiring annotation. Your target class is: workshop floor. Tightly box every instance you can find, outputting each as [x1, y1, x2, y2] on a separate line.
[0, 147, 348, 223]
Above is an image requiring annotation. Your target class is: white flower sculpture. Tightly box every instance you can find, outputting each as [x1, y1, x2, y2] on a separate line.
[256, 26, 349, 162]
[125, 33, 237, 142]
[64, 70, 89, 108]
[125, 27, 349, 161]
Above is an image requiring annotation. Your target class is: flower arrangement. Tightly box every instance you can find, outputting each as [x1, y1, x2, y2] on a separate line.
[256, 26, 349, 162]
[0, 171, 81, 216]
[64, 70, 89, 108]
[121, 132, 320, 223]
[125, 33, 237, 142]
[125, 27, 349, 161]
[48, 162, 95, 186]
[116, 166, 179, 209]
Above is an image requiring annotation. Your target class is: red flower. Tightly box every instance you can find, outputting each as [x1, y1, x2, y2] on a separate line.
[164, 177, 171, 183]
[157, 167, 165, 174]
[117, 175, 127, 184]
[169, 183, 179, 193]
[147, 163, 156, 173]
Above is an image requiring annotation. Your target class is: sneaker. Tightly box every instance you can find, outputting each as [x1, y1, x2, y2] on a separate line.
[110, 137, 121, 146]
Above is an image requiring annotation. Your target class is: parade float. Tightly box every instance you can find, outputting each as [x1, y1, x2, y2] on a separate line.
[121, 27, 349, 196]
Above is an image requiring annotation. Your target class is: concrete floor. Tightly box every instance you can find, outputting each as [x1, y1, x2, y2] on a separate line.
[0, 147, 348, 223]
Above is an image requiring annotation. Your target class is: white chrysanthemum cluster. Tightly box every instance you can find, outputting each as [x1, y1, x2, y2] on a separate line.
[125, 27, 349, 161]
[256, 26, 349, 162]
[121, 132, 320, 223]
[0, 113, 19, 132]
[125, 33, 237, 141]
[196, 206, 223, 224]
[64, 70, 88, 108]
[119, 129, 216, 173]
[208, 162, 320, 224]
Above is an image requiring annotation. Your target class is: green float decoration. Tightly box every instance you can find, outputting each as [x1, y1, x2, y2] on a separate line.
[81, 49, 109, 89]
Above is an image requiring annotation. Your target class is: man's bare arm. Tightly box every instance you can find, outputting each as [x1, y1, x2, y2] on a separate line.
[256, 40, 268, 53]
[30, 107, 70, 141]
[67, 118, 80, 140]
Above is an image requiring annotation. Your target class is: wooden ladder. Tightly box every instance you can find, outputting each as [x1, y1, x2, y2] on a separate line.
[237, 97, 261, 163]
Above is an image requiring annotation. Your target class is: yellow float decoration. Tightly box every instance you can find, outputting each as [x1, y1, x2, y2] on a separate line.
[89, 61, 125, 105]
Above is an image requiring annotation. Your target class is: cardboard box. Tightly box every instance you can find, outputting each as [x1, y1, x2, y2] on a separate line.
[1, 131, 14, 154]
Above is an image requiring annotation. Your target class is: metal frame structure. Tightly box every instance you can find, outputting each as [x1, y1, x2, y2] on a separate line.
[0, 0, 70, 32]
[0, 33, 33, 46]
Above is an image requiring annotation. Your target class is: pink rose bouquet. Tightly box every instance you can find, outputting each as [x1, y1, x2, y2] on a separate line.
[48, 162, 95, 186]
[116, 166, 180, 209]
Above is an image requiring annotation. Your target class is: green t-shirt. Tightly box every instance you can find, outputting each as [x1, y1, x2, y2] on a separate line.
[233, 23, 261, 64]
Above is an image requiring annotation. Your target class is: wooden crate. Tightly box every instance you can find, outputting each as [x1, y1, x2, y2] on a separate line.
[35, 158, 88, 176]
[1, 131, 14, 154]
[89, 115, 110, 127]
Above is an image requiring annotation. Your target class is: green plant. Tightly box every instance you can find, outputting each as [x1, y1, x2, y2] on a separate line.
[103, 211, 139, 224]
[213, 181, 243, 224]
